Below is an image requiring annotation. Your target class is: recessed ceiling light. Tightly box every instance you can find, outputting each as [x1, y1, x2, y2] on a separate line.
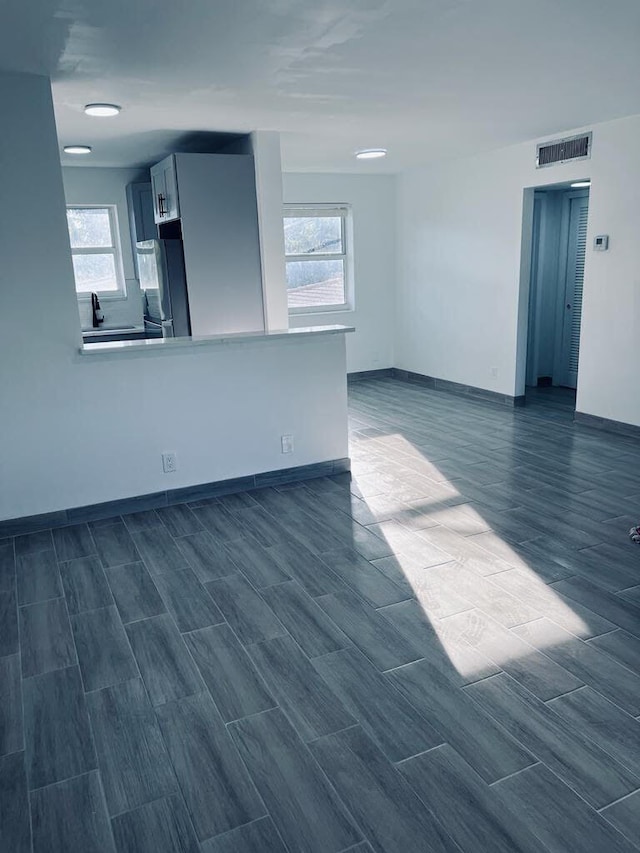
[355, 148, 387, 160]
[63, 145, 92, 154]
[571, 181, 591, 188]
[84, 103, 121, 117]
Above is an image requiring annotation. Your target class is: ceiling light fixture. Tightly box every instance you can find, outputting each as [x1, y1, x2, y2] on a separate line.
[355, 148, 387, 160]
[571, 181, 591, 188]
[84, 103, 121, 117]
[63, 145, 92, 154]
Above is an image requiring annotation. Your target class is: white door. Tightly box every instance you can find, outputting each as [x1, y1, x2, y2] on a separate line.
[556, 193, 589, 388]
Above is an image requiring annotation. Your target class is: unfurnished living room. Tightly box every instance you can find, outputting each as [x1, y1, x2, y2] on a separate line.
[2, 2, 640, 852]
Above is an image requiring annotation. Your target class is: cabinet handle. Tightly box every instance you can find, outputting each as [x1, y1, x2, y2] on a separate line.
[158, 193, 166, 218]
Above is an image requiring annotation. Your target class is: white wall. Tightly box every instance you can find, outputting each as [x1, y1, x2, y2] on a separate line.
[0, 72, 349, 522]
[62, 166, 148, 330]
[283, 172, 396, 374]
[396, 114, 640, 427]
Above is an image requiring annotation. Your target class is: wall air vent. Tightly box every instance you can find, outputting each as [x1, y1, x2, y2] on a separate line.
[536, 132, 592, 168]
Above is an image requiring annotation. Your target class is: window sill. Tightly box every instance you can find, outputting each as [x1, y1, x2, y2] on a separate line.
[289, 305, 354, 317]
[77, 293, 128, 302]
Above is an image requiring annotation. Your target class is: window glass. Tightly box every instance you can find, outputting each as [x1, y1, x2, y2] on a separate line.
[284, 217, 343, 256]
[286, 260, 345, 309]
[67, 208, 113, 249]
[71, 254, 119, 293]
[283, 207, 350, 312]
[66, 206, 124, 296]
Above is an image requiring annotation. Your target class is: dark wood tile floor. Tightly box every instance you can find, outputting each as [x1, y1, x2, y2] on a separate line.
[2, 378, 640, 851]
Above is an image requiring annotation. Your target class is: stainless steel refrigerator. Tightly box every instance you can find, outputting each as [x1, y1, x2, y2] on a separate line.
[136, 239, 192, 338]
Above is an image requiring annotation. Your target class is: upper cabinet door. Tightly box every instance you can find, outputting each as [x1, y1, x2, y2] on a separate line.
[150, 155, 180, 223]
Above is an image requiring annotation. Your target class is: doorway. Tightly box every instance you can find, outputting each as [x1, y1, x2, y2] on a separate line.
[524, 184, 590, 394]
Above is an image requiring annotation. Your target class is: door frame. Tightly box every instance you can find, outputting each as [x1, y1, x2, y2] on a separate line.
[515, 181, 591, 399]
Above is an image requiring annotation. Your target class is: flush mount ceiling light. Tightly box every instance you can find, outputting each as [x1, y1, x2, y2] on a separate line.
[63, 145, 92, 154]
[84, 103, 121, 117]
[355, 148, 387, 160]
[571, 181, 591, 187]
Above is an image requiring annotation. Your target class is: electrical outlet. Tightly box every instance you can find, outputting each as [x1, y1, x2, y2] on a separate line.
[162, 452, 177, 473]
[281, 434, 294, 454]
[490, 367, 498, 378]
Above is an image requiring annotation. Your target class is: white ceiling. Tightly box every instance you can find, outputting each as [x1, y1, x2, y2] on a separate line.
[2, 0, 640, 173]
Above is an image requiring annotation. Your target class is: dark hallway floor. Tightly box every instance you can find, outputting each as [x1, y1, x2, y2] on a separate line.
[2, 377, 640, 851]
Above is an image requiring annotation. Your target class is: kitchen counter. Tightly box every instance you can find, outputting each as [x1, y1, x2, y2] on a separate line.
[79, 324, 355, 356]
[82, 326, 146, 343]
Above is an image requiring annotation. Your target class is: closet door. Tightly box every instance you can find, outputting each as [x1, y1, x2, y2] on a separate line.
[557, 194, 589, 389]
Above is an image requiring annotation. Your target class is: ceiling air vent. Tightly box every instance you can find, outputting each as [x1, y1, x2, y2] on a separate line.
[536, 132, 592, 168]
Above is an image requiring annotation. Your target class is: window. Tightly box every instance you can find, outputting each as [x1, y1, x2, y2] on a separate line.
[283, 205, 351, 313]
[66, 206, 125, 296]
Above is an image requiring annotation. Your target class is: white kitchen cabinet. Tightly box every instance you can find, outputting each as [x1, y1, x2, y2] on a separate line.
[150, 155, 180, 223]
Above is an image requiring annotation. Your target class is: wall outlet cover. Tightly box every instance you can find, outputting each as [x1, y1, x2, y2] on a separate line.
[162, 452, 177, 473]
[281, 434, 294, 454]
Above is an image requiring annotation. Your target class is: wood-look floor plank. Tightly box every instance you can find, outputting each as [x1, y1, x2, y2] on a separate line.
[0, 587, 19, 657]
[205, 573, 286, 646]
[87, 678, 177, 815]
[0, 540, 16, 593]
[547, 685, 640, 772]
[191, 503, 247, 542]
[601, 791, 640, 849]
[0, 752, 31, 853]
[264, 538, 345, 597]
[130, 527, 190, 575]
[550, 575, 640, 638]
[155, 504, 203, 538]
[153, 568, 225, 632]
[389, 658, 534, 783]
[229, 708, 361, 853]
[176, 531, 240, 583]
[125, 614, 204, 706]
[314, 647, 441, 762]
[399, 744, 541, 853]
[315, 589, 422, 671]
[513, 617, 640, 715]
[260, 580, 349, 657]
[30, 770, 115, 853]
[465, 673, 640, 809]
[309, 725, 460, 853]
[380, 598, 500, 685]
[0, 654, 22, 756]
[427, 562, 541, 628]
[14, 530, 53, 557]
[91, 522, 140, 568]
[587, 629, 640, 676]
[16, 551, 62, 606]
[490, 569, 616, 639]
[105, 561, 166, 624]
[19, 597, 76, 678]
[441, 609, 583, 700]
[493, 763, 638, 853]
[222, 534, 289, 588]
[199, 817, 288, 853]
[24, 666, 97, 789]
[318, 547, 410, 607]
[184, 624, 276, 723]
[51, 524, 96, 562]
[71, 605, 138, 692]
[59, 555, 114, 615]
[111, 794, 199, 853]
[248, 635, 356, 741]
[156, 692, 265, 841]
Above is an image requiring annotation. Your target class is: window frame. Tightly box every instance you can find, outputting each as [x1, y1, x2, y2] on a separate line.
[66, 204, 127, 300]
[283, 203, 353, 315]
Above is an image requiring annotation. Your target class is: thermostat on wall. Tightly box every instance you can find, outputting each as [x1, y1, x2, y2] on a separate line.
[594, 235, 609, 251]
